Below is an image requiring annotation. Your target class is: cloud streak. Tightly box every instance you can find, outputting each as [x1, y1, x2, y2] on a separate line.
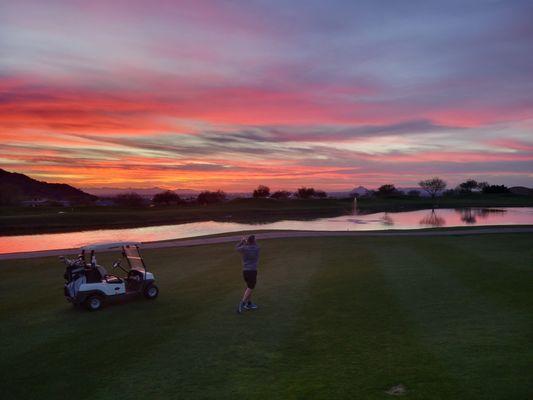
[0, 0, 532, 189]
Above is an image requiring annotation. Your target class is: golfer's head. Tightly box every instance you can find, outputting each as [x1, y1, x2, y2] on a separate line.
[247, 235, 256, 245]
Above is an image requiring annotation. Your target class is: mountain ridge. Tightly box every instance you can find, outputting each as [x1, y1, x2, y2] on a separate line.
[0, 168, 96, 204]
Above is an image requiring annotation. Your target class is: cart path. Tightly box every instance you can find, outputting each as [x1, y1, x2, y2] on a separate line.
[1, 226, 532, 261]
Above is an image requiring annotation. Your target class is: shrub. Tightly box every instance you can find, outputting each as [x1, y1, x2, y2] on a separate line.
[458, 179, 478, 193]
[252, 185, 270, 198]
[296, 187, 316, 199]
[377, 184, 399, 197]
[482, 184, 510, 194]
[270, 190, 292, 199]
[153, 190, 182, 205]
[196, 190, 226, 205]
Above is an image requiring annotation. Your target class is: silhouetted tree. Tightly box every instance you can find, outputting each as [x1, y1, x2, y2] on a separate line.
[314, 190, 327, 198]
[419, 177, 447, 198]
[458, 179, 478, 193]
[482, 184, 510, 194]
[407, 190, 420, 197]
[477, 181, 489, 191]
[377, 184, 398, 197]
[296, 187, 316, 199]
[252, 185, 270, 198]
[270, 190, 292, 199]
[114, 192, 145, 207]
[196, 190, 226, 205]
[153, 190, 181, 205]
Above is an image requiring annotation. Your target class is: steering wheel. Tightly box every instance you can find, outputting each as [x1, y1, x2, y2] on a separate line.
[113, 260, 128, 274]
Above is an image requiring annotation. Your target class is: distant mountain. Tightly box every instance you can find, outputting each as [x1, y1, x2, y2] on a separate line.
[84, 186, 200, 198]
[509, 186, 533, 196]
[0, 168, 96, 204]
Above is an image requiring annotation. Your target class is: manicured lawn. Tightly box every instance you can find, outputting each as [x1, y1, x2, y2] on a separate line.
[356, 193, 533, 212]
[0, 234, 531, 399]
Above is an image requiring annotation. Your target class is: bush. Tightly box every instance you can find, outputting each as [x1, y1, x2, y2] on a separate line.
[482, 184, 510, 194]
[314, 190, 327, 198]
[458, 179, 478, 193]
[252, 185, 270, 198]
[407, 190, 420, 197]
[377, 184, 399, 197]
[296, 187, 316, 199]
[153, 190, 182, 205]
[270, 190, 292, 199]
[196, 190, 226, 205]
[114, 192, 145, 207]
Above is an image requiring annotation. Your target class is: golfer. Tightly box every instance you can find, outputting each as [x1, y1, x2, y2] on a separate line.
[236, 234, 260, 313]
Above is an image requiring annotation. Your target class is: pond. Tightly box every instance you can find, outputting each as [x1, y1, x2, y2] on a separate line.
[1, 207, 531, 254]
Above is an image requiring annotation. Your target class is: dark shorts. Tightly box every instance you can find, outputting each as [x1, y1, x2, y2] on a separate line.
[243, 270, 257, 289]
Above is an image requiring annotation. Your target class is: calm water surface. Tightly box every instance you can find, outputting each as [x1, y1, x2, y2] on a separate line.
[1, 207, 532, 254]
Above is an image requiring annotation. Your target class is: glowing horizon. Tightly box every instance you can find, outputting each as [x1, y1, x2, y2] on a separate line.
[1, 1, 532, 191]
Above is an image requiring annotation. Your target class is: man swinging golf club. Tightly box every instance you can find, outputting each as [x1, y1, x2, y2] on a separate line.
[236, 234, 260, 313]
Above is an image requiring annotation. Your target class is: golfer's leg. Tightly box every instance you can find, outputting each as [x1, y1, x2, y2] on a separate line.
[242, 288, 252, 302]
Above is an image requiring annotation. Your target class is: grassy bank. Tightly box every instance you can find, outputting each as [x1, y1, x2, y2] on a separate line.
[1, 194, 531, 235]
[356, 193, 533, 212]
[0, 198, 353, 235]
[1, 234, 531, 399]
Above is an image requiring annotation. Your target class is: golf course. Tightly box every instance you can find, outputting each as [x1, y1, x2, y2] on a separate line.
[1, 232, 531, 399]
[2, 194, 531, 235]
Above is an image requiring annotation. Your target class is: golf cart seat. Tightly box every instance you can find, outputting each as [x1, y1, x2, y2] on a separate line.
[94, 265, 122, 283]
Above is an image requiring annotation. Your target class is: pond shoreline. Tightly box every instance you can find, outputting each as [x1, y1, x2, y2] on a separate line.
[1, 225, 532, 260]
[1, 196, 532, 236]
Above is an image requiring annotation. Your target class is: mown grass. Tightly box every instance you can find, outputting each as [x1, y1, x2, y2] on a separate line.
[0, 234, 531, 399]
[356, 193, 533, 212]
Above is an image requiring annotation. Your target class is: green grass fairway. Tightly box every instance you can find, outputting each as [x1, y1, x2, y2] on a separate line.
[1, 234, 531, 399]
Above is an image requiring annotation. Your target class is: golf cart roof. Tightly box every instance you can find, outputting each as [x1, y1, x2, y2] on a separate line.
[81, 242, 141, 251]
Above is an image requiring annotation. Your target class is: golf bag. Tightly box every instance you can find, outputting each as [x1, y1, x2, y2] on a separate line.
[63, 256, 87, 298]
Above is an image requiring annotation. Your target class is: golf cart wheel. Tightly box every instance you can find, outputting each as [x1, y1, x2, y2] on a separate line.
[85, 295, 104, 311]
[144, 284, 159, 300]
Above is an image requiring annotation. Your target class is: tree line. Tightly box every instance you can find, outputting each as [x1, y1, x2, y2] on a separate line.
[372, 178, 512, 199]
[111, 179, 518, 207]
[252, 185, 327, 199]
[112, 185, 329, 207]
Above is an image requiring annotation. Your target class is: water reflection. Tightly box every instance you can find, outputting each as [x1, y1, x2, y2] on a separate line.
[0, 207, 531, 255]
[455, 208, 507, 224]
[382, 213, 394, 226]
[419, 209, 446, 227]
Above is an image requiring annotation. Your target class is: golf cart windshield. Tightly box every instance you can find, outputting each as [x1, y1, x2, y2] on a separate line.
[123, 245, 146, 272]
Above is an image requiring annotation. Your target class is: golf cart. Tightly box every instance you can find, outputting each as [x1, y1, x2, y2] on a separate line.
[61, 242, 159, 311]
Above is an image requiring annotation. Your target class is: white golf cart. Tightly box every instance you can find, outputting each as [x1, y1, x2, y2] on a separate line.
[61, 242, 159, 311]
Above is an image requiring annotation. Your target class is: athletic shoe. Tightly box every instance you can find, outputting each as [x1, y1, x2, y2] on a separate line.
[236, 302, 245, 314]
[247, 302, 258, 310]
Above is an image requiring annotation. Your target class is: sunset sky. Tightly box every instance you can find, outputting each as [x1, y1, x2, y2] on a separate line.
[1, 0, 532, 191]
